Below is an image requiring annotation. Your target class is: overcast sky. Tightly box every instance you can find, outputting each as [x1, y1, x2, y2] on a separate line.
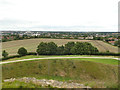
[0, 0, 119, 32]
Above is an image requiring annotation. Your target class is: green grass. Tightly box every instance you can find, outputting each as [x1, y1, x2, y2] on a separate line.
[2, 80, 54, 88]
[3, 55, 119, 65]
[72, 58, 119, 65]
[2, 59, 118, 88]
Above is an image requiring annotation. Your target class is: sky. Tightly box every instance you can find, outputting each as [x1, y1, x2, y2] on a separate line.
[0, 0, 119, 32]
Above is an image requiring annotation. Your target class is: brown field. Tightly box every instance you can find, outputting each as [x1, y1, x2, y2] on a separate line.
[2, 38, 118, 55]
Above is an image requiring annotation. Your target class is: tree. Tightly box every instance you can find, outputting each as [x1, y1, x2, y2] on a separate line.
[57, 45, 64, 55]
[71, 42, 99, 55]
[2, 50, 8, 58]
[36, 42, 48, 55]
[47, 42, 57, 55]
[64, 42, 75, 55]
[36, 42, 57, 55]
[18, 47, 27, 56]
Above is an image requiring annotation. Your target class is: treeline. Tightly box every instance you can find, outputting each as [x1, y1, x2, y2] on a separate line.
[2, 42, 120, 61]
[36, 42, 99, 55]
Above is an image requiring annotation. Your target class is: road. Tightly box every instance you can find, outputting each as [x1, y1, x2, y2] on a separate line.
[0, 56, 119, 65]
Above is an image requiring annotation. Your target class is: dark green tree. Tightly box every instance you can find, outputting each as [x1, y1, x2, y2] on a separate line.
[64, 42, 75, 55]
[47, 42, 57, 55]
[18, 47, 27, 56]
[36, 42, 48, 55]
[71, 42, 99, 55]
[36, 42, 57, 55]
[57, 45, 64, 55]
[2, 50, 8, 58]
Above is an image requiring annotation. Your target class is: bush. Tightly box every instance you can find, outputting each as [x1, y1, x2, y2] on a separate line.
[2, 50, 8, 58]
[18, 47, 27, 56]
[2, 55, 21, 61]
[27, 52, 37, 55]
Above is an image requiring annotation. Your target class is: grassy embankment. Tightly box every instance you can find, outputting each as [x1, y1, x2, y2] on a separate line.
[2, 57, 118, 88]
[2, 80, 50, 88]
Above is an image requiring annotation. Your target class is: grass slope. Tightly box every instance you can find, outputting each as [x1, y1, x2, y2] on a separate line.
[2, 59, 118, 88]
[2, 38, 118, 55]
[2, 80, 53, 88]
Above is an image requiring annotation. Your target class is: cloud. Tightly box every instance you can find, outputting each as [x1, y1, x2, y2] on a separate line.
[0, 19, 117, 32]
[0, 0, 13, 5]
[0, 0, 118, 32]
[0, 19, 34, 25]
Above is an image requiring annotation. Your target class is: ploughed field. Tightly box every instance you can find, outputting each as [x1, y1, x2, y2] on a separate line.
[2, 38, 118, 55]
[2, 57, 118, 88]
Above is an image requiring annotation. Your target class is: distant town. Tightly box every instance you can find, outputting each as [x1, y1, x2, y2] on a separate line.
[1, 31, 120, 47]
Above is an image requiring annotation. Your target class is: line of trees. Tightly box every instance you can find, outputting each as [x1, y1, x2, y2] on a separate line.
[2, 42, 99, 58]
[36, 42, 99, 55]
[2, 41, 120, 60]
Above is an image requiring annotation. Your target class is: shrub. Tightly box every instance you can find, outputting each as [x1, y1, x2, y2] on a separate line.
[27, 52, 37, 55]
[2, 55, 21, 61]
[2, 50, 8, 58]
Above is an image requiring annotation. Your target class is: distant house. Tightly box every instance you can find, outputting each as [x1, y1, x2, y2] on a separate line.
[78, 37, 84, 39]
[108, 41, 115, 45]
[114, 38, 118, 41]
[108, 38, 118, 41]
[96, 35, 105, 37]
[70, 37, 74, 39]
[85, 37, 93, 40]
[108, 38, 114, 40]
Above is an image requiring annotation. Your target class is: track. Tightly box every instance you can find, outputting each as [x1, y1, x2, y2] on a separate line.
[0, 56, 119, 65]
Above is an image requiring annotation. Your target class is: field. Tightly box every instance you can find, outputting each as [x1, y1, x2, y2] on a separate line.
[2, 57, 118, 88]
[2, 38, 118, 55]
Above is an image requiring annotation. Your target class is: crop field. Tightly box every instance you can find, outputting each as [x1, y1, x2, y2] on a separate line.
[2, 38, 118, 55]
[2, 58, 118, 88]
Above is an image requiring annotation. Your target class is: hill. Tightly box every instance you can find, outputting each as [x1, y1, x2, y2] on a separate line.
[2, 58, 118, 88]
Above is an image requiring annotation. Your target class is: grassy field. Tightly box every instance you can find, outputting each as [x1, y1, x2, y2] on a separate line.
[2, 58, 118, 88]
[2, 38, 118, 55]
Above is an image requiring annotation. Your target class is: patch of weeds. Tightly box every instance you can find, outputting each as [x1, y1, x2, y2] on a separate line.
[73, 65, 76, 68]
[38, 64, 42, 69]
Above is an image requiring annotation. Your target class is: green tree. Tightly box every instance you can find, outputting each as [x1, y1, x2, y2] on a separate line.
[18, 47, 27, 56]
[64, 42, 75, 54]
[57, 45, 64, 55]
[36, 42, 57, 55]
[47, 42, 57, 55]
[36, 42, 48, 55]
[2, 50, 8, 58]
[71, 42, 99, 55]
